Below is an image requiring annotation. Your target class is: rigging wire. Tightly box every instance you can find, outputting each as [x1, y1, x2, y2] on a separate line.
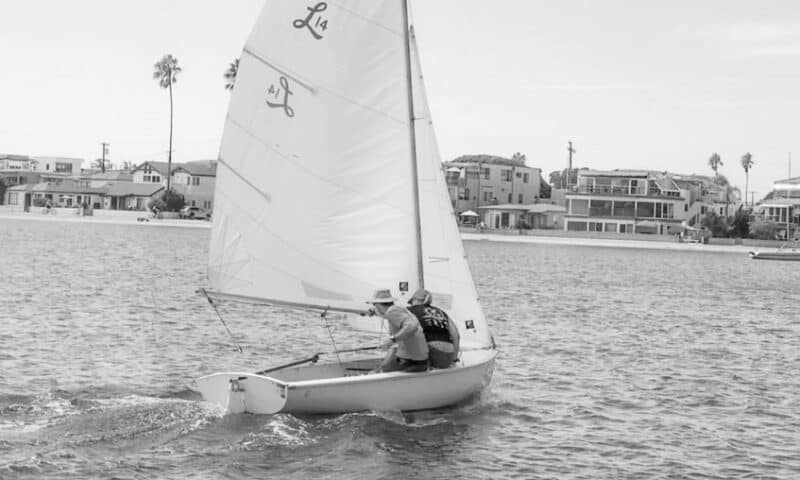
[200, 288, 243, 354]
[320, 307, 343, 367]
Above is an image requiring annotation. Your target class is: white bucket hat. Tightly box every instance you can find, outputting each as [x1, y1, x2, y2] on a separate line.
[367, 289, 396, 304]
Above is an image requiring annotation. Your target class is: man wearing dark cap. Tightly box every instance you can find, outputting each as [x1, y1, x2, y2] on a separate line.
[407, 288, 460, 368]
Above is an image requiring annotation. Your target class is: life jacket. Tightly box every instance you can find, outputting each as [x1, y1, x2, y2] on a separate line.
[407, 305, 453, 344]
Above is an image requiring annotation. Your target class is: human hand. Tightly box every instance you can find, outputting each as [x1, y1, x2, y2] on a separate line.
[379, 338, 395, 350]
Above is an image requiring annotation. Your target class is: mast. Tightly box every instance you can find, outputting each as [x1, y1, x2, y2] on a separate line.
[402, 1, 424, 290]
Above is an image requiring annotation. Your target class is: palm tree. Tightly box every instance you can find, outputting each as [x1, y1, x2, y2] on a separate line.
[153, 54, 182, 191]
[741, 152, 754, 205]
[708, 152, 723, 178]
[224, 58, 239, 91]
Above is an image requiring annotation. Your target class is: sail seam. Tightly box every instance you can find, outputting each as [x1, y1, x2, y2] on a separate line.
[211, 180, 397, 299]
[242, 47, 316, 93]
[242, 50, 407, 126]
[224, 114, 413, 214]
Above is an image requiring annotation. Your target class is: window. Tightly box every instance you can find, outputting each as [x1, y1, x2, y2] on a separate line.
[570, 199, 589, 215]
[191, 200, 196, 206]
[8, 193, 18, 205]
[637, 202, 654, 217]
[186, 177, 191, 185]
[589, 199, 613, 216]
[523, 173, 529, 183]
[55, 163, 72, 173]
[192, 177, 200, 186]
[501, 169, 512, 182]
[483, 191, 493, 202]
[588, 222, 603, 232]
[518, 193, 523, 204]
[567, 221, 587, 231]
[152, 176, 161, 183]
[143, 175, 151, 182]
[482, 168, 490, 180]
[604, 223, 617, 232]
[613, 201, 635, 217]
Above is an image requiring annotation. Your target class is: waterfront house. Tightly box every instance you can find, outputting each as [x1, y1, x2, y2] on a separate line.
[4, 180, 106, 211]
[563, 169, 687, 234]
[478, 202, 566, 229]
[171, 160, 217, 211]
[132, 160, 217, 212]
[751, 176, 800, 238]
[444, 155, 542, 215]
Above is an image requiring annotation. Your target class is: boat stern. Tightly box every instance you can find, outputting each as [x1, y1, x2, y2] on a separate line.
[193, 372, 288, 414]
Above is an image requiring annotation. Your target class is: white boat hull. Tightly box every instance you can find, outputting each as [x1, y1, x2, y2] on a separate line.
[749, 250, 800, 261]
[194, 349, 496, 415]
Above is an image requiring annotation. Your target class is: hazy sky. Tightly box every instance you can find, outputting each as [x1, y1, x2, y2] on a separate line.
[2, 0, 799, 200]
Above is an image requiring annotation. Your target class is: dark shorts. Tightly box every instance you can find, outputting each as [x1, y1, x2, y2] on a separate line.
[428, 341, 456, 369]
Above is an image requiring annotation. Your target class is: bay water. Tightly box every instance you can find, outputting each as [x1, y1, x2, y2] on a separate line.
[1, 218, 798, 479]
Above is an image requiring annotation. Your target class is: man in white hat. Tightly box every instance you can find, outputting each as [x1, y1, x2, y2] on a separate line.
[368, 289, 429, 373]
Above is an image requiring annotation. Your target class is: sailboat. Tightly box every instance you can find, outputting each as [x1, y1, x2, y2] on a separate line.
[193, 0, 496, 415]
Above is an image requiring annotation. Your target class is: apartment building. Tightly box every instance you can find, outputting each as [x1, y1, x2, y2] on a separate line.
[443, 156, 542, 214]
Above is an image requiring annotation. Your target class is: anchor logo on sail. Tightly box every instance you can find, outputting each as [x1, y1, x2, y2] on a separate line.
[293, 2, 329, 40]
[266, 76, 295, 118]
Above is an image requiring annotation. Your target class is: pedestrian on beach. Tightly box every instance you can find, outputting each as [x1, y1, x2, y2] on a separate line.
[368, 289, 429, 373]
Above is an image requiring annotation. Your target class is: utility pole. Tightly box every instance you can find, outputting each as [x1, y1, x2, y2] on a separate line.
[789, 152, 792, 178]
[566, 141, 576, 189]
[100, 142, 109, 173]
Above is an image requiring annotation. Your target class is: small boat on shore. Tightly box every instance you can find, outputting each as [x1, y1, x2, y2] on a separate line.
[749, 242, 800, 261]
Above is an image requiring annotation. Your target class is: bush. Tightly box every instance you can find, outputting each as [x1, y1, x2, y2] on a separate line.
[149, 188, 185, 212]
[749, 220, 784, 240]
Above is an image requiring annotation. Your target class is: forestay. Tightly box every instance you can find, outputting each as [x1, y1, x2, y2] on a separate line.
[409, 29, 493, 350]
[208, 1, 421, 313]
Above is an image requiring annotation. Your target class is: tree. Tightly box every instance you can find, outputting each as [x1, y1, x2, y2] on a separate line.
[121, 161, 135, 171]
[539, 179, 551, 199]
[92, 158, 112, 171]
[510, 152, 526, 165]
[741, 152, 754, 205]
[153, 54, 182, 191]
[149, 189, 185, 213]
[701, 210, 731, 237]
[730, 205, 751, 238]
[224, 58, 239, 91]
[708, 152, 723, 178]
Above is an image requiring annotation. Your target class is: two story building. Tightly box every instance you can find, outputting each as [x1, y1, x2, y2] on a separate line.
[751, 177, 800, 235]
[444, 155, 542, 215]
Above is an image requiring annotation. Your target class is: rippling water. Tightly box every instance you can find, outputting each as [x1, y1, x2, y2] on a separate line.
[1, 218, 799, 479]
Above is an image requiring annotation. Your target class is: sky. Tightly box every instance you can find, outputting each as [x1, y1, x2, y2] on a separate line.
[2, 0, 800, 201]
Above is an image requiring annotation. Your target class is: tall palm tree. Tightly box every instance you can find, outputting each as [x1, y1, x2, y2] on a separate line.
[224, 58, 239, 91]
[153, 54, 182, 191]
[708, 152, 723, 179]
[741, 152, 754, 205]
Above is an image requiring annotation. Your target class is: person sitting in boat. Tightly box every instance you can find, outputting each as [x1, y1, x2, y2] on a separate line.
[368, 289, 429, 373]
[407, 288, 460, 369]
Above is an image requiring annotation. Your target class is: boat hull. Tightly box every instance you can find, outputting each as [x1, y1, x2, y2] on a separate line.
[194, 349, 496, 415]
[749, 251, 800, 261]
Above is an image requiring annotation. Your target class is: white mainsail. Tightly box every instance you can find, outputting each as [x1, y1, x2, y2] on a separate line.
[409, 29, 494, 350]
[209, 1, 421, 312]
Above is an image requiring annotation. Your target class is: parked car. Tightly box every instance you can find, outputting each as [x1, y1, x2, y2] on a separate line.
[179, 206, 210, 220]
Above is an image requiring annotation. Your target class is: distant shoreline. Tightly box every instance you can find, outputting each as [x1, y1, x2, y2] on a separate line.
[0, 211, 210, 229]
[0, 211, 771, 255]
[461, 232, 755, 254]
